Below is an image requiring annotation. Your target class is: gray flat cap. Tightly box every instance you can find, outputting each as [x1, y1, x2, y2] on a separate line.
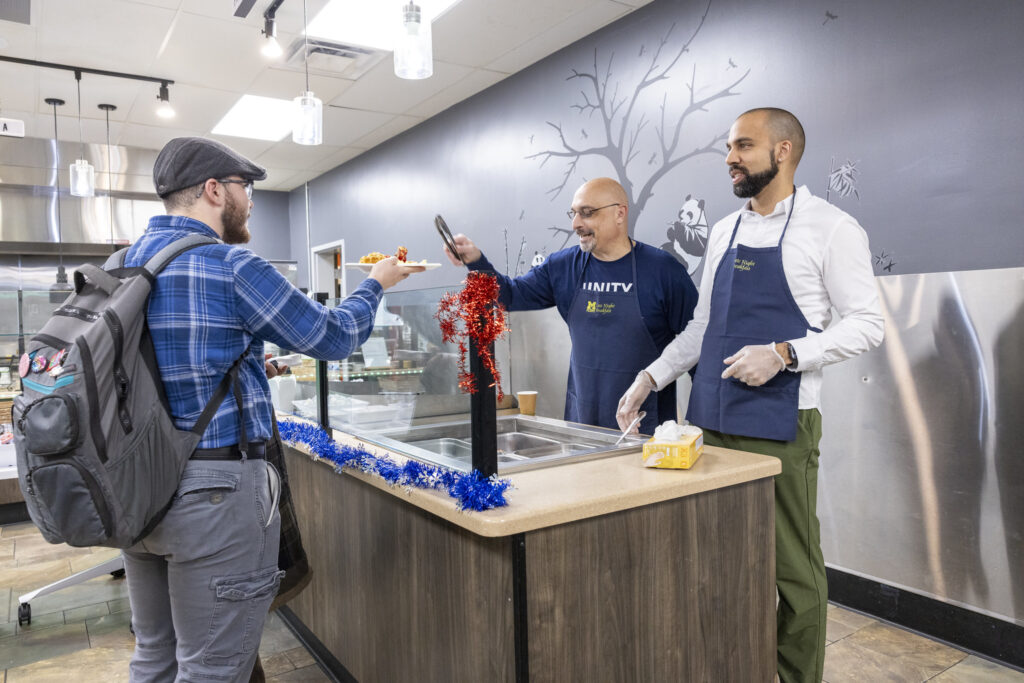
[153, 137, 267, 197]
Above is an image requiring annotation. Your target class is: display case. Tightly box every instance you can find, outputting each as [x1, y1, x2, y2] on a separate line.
[269, 285, 648, 474]
[268, 285, 513, 435]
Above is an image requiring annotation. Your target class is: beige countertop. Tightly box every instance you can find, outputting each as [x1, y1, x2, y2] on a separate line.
[283, 419, 781, 538]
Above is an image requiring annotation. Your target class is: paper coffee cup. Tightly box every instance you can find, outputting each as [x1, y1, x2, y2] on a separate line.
[517, 390, 538, 416]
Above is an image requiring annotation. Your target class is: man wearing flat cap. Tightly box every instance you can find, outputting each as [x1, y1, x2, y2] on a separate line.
[120, 137, 418, 682]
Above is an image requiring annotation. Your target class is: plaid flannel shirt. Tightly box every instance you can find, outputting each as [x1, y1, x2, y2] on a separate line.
[125, 215, 382, 448]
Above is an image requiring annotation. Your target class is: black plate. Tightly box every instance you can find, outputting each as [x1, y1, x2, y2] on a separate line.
[434, 214, 465, 266]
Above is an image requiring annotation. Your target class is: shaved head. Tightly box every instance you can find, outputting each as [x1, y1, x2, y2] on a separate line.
[740, 108, 805, 166]
[579, 177, 629, 206]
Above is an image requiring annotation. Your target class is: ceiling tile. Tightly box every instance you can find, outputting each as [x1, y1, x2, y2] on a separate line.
[246, 67, 354, 103]
[36, 0, 176, 72]
[431, 0, 594, 69]
[310, 146, 367, 173]
[207, 135, 277, 161]
[116, 121, 195, 151]
[406, 68, 506, 118]
[321, 106, 395, 147]
[486, 1, 631, 74]
[0, 64, 37, 111]
[125, 83, 239, 133]
[151, 11, 268, 91]
[332, 57, 474, 115]
[29, 112, 84, 142]
[257, 167, 303, 190]
[349, 114, 423, 150]
[254, 141, 344, 171]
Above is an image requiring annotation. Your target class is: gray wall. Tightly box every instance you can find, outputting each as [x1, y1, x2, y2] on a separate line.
[248, 189, 291, 262]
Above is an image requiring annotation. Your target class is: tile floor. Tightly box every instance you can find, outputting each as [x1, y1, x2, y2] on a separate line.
[2, 520, 1023, 682]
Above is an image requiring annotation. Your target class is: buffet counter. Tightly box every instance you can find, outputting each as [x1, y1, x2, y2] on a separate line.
[281, 424, 781, 682]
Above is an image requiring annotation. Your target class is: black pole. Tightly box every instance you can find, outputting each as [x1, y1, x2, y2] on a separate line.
[469, 336, 498, 477]
[314, 292, 330, 432]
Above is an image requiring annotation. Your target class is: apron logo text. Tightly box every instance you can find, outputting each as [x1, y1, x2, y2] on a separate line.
[581, 282, 634, 293]
[734, 258, 756, 271]
[586, 301, 616, 314]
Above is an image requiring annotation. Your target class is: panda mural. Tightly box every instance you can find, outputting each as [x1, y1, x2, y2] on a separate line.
[660, 194, 709, 275]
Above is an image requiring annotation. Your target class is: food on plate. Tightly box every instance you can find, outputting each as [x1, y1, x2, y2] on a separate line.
[359, 246, 410, 264]
[358, 251, 387, 264]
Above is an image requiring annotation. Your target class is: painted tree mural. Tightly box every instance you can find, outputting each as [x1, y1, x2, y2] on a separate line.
[526, 0, 749, 236]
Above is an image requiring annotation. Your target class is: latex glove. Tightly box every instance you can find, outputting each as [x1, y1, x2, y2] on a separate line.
[721, 343, 786, 386]
[617, 371, 656, 433]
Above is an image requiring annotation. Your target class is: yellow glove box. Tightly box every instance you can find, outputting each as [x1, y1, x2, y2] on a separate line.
[642, 431, 704, 469]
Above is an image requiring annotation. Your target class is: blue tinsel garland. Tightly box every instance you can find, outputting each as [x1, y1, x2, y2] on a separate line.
[277, 419, 513, 511]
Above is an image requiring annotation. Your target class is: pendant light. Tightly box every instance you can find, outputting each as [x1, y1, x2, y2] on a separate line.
[99, 103, 117, 245]
[69, 70, 95, 197]
[394, 2, 433, 80]
[45, 97, 73, 304]
[292, 0, 322, 145]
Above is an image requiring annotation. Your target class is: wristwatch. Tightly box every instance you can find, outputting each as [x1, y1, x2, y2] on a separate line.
[785, 342, 798, 369]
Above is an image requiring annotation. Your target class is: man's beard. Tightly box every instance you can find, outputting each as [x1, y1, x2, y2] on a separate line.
[577, 230, 596, 253]
[221, 191, 250, 245]
[732, 150, 779, 198]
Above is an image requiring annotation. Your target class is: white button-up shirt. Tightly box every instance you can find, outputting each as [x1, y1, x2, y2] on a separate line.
[646, 185, 884, 410]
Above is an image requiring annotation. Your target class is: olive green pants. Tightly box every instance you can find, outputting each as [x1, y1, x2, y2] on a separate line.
[701, 409, 826, 683]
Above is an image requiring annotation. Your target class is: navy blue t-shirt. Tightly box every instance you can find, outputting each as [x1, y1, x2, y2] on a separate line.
[469, 241, 697, 350]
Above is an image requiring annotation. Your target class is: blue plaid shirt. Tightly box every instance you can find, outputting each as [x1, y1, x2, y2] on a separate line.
[125, 215, 383, 448]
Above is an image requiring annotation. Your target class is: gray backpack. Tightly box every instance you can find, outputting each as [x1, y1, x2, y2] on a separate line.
[13, 234, 243, 548]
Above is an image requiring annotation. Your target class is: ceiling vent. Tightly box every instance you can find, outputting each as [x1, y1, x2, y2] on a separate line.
[0, 0, 31, 25]
[286, 38, 387, 81]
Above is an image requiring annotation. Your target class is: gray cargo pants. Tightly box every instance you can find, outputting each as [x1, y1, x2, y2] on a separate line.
[123, 457, 283, 682]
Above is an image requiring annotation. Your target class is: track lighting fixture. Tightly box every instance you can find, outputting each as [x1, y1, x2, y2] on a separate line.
[262, 16, 283, 58]
[156, 81, 175, 119]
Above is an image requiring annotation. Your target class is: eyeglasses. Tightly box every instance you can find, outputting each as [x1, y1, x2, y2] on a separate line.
[218, 178, 254, 199]
[566, 203, 620, 220]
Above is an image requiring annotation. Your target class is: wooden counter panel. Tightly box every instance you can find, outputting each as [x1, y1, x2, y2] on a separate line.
[524, 479, 776, 682]
[285, 448, 516, 682]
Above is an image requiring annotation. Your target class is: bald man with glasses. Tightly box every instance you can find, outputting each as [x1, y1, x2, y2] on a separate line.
[445, 177, 697, 435]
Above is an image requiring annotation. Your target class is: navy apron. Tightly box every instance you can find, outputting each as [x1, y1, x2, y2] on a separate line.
[686, 192, 819, 442]
[565, 242, 664, 435]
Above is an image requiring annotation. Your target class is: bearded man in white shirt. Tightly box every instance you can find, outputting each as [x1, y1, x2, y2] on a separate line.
[617, 107, 884, 683]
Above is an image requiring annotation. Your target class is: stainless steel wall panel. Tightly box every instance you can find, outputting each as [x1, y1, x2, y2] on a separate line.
[819, 267, 1024, 625]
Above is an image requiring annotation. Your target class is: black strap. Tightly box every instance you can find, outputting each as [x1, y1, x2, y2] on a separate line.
[192, 441, 267, 460]
[191, 353, 248, 445]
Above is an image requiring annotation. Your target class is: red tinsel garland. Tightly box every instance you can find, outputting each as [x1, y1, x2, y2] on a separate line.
[436, 271, 509, 399]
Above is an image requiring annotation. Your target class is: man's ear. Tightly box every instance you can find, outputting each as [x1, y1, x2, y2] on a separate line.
[776, 139, 793, 164]
[201, 178, 225, 206]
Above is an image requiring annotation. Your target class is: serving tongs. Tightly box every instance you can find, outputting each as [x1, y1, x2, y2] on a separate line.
[435, 214, 465, 266]
[615, 411, 646, 445]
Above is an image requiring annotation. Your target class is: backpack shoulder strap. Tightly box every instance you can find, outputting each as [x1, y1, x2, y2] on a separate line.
[103, 247, 130, 271]
[144, 234, 221, 277]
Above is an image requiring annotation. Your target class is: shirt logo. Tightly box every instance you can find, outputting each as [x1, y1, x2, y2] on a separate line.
[581, 282, 634, 293]
[734, 258, 756, 272]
